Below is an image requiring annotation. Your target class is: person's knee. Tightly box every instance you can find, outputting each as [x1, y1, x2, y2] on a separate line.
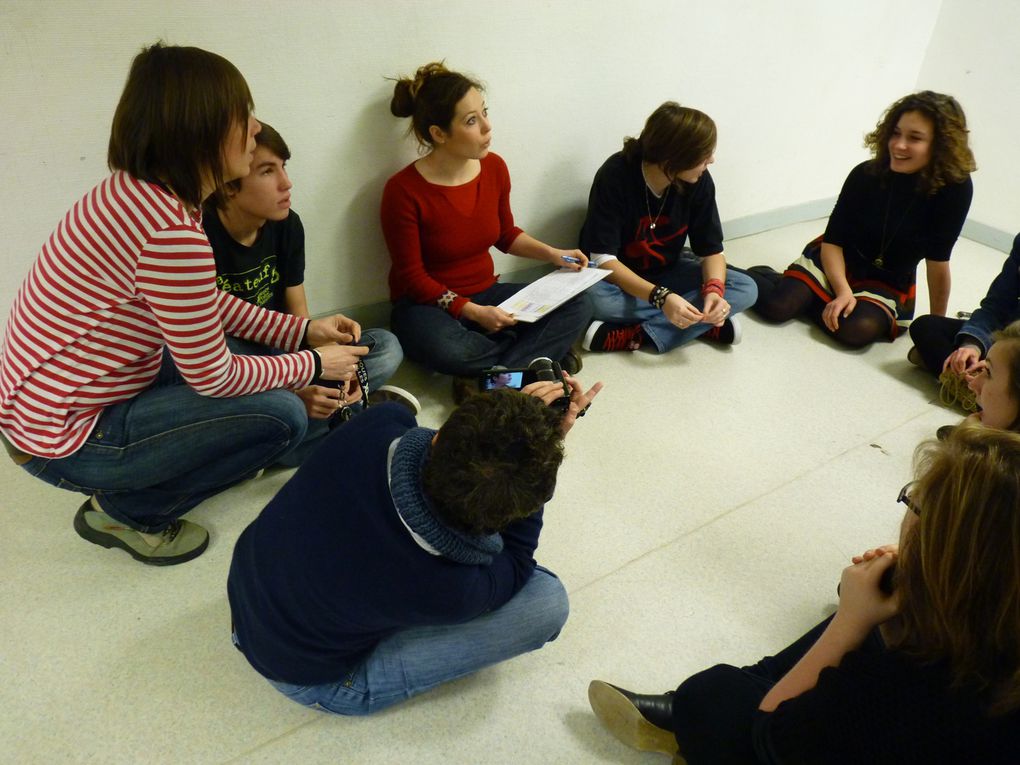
[524, 569, 570, 644]
[362, 328, 404, 384]
[724, 272, 759, 314]
[260, 389, 309, 442]
[754, 293, 800, 323]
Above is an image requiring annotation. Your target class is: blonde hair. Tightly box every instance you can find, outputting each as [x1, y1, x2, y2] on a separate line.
[895, 424, 1020, 714]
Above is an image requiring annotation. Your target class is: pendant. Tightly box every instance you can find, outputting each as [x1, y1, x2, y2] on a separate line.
[649, 222, 656, 230]
[874, 257, 884, 268]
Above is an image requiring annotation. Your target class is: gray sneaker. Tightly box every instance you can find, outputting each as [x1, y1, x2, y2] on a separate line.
[368, 385, 421, 416]
[73, 501, 209, 566]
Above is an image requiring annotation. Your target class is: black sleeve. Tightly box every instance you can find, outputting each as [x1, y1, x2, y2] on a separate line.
[281, 212, 306, 287]
[579, 155, 630, 257]
[686, 171, 724, 256]
[823, 162, 870, 249]
[923, 177, 973, 263]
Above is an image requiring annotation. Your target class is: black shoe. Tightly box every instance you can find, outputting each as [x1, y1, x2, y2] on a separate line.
[587, 680, 678, 755]
[936, 424, 956, 441]
[560, 348, 583, 375]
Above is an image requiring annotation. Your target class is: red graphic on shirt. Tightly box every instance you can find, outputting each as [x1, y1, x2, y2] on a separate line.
[624, 217, 688, 271]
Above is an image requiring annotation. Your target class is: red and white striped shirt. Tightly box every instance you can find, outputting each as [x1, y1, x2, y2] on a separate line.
[0, 172, 316, 459]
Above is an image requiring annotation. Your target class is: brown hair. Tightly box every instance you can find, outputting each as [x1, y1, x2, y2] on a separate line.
[864, 91, 976, 195]
[895, 425, 1020, 714]
[108, 41, 253, 209]
[622, 102, 717, 183]
[422, 390, 564, 535]
[390, 61, 482, 151]
[209, 121, 290, 211]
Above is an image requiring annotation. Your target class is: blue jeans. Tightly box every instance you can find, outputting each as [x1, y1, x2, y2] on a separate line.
[226, 329, 404, 468]
[589, 262, 758, 352]
[265, 566, 568, 715]
[391, 283, 592, 376]
[22, 379, 308, 533]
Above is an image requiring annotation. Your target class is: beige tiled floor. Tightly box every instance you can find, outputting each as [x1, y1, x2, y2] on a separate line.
[0, 221, 1004, 763]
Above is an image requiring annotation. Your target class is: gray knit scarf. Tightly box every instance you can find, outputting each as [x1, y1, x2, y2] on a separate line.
[389, 427, 503, 565]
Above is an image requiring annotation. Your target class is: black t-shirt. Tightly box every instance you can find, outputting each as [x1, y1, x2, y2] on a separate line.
[204, 209, 306, 311]
[578, 151, 724, 279]
[823, 161, 973, 281]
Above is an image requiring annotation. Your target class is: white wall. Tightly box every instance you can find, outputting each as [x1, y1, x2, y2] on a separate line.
[2, 0, 942, 320]
[917, 0, 1019, 248]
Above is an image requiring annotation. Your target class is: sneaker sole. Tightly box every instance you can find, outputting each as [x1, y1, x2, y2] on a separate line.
[73, 505, 208, 566]
[375, 384, 422, 415]
[581, 321, 604, 352]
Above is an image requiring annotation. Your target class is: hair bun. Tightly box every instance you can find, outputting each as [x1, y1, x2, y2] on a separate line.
[390, 61, 449, 118]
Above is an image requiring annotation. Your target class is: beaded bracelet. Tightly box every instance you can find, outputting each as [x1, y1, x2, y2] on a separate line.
[701, 278, 725, 298]
[649, 284, 673, 309]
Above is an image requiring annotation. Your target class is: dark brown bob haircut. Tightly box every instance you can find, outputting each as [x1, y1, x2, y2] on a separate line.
[864, 90, 976, 195]
[622, 101, 717, 183]
[422, 390, 564, 535]
[390, 61, 482, 151]
[209, 121, 290, 211]
[108, 41, 254, 210]
[895, 424, 1020, 715]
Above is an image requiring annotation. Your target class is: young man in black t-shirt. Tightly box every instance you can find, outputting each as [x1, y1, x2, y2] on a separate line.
[205, 122, 416, 466]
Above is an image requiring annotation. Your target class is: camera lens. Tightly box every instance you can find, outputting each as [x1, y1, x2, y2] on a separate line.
[527, 357, 557, 382]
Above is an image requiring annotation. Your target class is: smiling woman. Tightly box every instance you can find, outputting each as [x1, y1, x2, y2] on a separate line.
[747, 91, 976, 350]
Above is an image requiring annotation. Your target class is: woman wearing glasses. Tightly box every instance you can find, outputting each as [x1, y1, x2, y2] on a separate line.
[747, 91, 975, 349]
[588, 425, 1020, 763]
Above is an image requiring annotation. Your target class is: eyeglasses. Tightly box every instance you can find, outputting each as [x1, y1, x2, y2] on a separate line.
[897, 481, 921, 517]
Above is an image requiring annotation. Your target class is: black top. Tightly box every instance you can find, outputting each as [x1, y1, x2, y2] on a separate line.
[227, 405, 544, 685]
[579, 151, 724, 279]
[754, 647, 1020, 764]
[823, 161, 972, 291]
[204, 209, 306, 312]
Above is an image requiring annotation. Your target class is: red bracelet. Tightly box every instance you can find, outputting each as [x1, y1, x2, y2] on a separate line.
[701, 278, 725, 298]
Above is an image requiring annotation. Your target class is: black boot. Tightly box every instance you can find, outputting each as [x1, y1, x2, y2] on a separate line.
[588, 680, 678, 756]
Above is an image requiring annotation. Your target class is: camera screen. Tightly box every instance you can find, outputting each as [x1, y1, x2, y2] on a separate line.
[481, 370, 525, 391]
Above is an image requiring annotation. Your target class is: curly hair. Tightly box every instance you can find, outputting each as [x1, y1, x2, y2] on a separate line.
[895, 424, 1020, 715]
[422, 390, 564, 535]
[864, 90, 976, 195]
[622, 101, 716, 183]
[389, 61, 483, 152]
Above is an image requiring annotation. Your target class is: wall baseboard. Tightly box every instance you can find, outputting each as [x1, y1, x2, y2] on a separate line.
[961, 219, 1015, 254]
[325, 204, 1015, 324]
[723, 197, 836, 240]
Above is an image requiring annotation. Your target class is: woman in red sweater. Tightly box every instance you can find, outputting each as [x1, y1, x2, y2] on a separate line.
[381, 62, 592, 397]
[0, 43, 363, 565]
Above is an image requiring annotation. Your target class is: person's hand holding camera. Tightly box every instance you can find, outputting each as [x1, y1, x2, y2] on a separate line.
[522, 375, 603, 436]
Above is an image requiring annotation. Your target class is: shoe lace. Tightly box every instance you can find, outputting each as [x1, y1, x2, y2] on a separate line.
[161, 521, 182, 543]
[938, 370, 978, 412]
[603, 325, 642, 351]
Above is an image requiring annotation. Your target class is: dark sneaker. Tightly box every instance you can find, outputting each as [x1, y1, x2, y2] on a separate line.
[700, 315, 742, 345]
[560, 348, 583, 375]
[369, 384, 421, 416]
[73, 500, 209, 566]
[907, 346, 924, 369]
[938, 370, 978, 413]
[936, 424, 956, 441]
[452, 376, 479, 405]
[582, 321, 643, 352]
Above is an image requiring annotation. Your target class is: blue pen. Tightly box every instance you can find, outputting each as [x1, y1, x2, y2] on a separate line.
[562, 255, 582, 265]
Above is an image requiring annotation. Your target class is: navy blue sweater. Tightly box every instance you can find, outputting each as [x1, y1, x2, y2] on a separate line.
[227, 404, 544, 685]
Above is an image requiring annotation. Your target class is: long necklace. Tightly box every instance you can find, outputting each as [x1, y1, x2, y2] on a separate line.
[874, 179, 916, 269]
[641, 166, 670, 232]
